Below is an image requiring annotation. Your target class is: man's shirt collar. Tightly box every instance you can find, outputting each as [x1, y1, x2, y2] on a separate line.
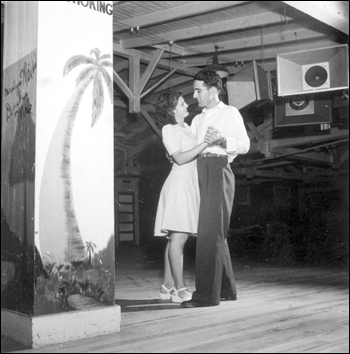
[202, 101, 224, 114]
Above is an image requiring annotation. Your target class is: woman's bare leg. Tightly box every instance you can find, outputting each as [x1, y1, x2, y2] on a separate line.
[162, 239, 174, 290]
[168, 232, 189, 290]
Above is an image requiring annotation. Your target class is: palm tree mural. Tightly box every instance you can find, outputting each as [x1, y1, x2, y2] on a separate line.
[85, 241, 97, 265]
[39, 48, 113, 265]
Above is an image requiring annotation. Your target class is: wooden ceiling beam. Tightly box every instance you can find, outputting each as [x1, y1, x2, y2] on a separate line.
[113, 62, 128, 73]
[257, 118, 274, 136]
[140, 111, 162, 141]
[257, 161, 297, 170]
[152, 77, 194, 95]
[137, 49, 164, 95]
[115, 1, 249, 29]
[153, 44, 199, 58]
[121, 11, 295, 49]
[226, 61, 277, 74]
[282, 1, 349, 35]
[179, 25, 332, 60]
[113, 98, 155, 112]
[141, 69, 177, 99]
[153, 43, 188, 57]
[271, 147, 336, 165]
[246, 122, 267, 155]
[113, 69, 133, 100]
[232, 165, 345, 181]
[181, 38, 336, 66]
[113, 43, 200, 76]
[129, 56, 140, 112]
[269, 128, 349, 149]
[114, 49, 173, 112]
[233, 167, 304, 180]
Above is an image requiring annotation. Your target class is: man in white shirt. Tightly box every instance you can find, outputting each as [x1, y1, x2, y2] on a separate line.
[181, 70, 250, 308]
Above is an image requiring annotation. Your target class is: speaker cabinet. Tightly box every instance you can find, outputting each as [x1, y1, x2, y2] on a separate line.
[227, 60, 273, 109]
[277, 45, 349, 96]
[275, 93, 332, 127]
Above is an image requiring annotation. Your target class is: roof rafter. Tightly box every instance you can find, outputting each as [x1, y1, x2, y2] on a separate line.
[181, 38, 337, 66]
[282, 1, 349, 35]
[176, 25, 333, 60]
[121, 10, 295, 49]
[113, 43, 200, 76]
[114, 1, 249, 30]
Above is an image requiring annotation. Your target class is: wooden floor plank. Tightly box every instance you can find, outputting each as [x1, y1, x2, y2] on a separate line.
[2, 251, 348, 353]
[256, 330, 349, 353]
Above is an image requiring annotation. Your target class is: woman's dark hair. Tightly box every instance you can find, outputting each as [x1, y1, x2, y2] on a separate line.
[194, 70, 222, 92]
[155, 91, 182, 127]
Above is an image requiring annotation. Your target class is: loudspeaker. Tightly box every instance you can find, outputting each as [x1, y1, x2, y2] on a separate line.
[227, 60, 273, 109]
[275, 93, 332, 127]
[277, 44, 349, 96]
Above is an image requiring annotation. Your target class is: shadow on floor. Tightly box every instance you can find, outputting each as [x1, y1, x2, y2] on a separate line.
[1, 334, 30, 353]
[115, 298, 183, 312]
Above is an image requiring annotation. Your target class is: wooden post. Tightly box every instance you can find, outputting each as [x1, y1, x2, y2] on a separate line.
[1, 1, 120, 348]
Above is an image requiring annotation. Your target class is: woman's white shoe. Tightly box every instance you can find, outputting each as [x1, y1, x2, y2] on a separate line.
[171, 288, 192, 303]
[159, 285, 176, 300]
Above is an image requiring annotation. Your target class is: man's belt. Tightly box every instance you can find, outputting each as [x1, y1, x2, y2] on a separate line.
[198, 153, 227, 159]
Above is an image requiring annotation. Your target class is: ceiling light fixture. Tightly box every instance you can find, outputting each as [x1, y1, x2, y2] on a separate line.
[204, 45, 230, 78]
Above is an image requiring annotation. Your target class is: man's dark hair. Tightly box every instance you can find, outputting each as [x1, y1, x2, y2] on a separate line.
[194, 70, 222, 92]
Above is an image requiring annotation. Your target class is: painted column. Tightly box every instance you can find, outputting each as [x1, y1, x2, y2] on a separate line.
[1, 1, 119, 348]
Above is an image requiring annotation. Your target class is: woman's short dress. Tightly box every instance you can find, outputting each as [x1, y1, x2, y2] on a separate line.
[154, 123, 200, 237]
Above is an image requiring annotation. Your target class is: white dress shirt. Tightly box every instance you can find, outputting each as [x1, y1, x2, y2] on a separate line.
[190, 101, 250, 163]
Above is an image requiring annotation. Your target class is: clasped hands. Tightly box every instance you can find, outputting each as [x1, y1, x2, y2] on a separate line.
[166, 126, 225, 164]
[204, 126, 225, 146]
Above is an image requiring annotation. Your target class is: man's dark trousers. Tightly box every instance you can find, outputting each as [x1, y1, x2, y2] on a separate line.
[192, 156, 237, 305]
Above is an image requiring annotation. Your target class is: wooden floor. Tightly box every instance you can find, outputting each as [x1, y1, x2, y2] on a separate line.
[2, 248, 349, 353]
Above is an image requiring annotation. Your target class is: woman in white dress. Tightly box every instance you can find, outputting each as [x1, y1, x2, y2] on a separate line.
[154, 91, 215, 303]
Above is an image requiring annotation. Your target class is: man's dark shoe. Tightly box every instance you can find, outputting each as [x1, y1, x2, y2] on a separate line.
[220, 295, 237, 301]
[181, 299, 217, 308]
